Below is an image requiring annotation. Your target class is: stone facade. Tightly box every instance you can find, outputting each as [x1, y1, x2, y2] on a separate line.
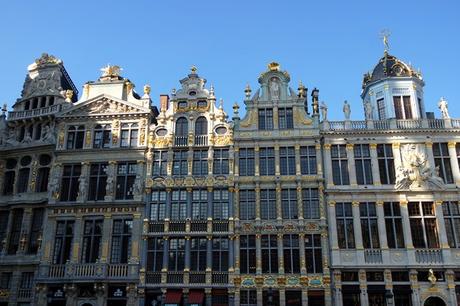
[0, 51, 458, 306]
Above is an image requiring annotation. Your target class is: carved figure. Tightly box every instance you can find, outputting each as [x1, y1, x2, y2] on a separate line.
[48, 170, 60, 198]
[22, 131, 33, 144]
[428, 269, 437, 285]
[133, 173, 143, 196]
[320, 102, 328, 121]
[41, 125, 56, 143]
[343, 100, 351, 120]
[6, 129, 18, 146]
[78, 175, 87, 200]
[269, 77, 280, 100]
[364, 101, 373, 120]
[438, 97, 449, 119]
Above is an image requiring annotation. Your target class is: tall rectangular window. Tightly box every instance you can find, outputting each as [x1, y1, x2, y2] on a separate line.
[384, 202, 405, 249]
[259, 148, 275, 176]
[213, 189, 229, 220]
[150, 190, 166, 221]
[281, 189, 298, 219]
[0, 272, 12, 289]
[278, 107, 293, 129]
[81, 219, 103, 263]
[147, 237, 164, 272]
[8, 209, 23, 255]
[393, 96, 412, 119]
[443, 201, 460, 248]
[260, 189, 277, 220]
[171, 190, 187, 220]
[261, 235, 278, 273]
[93, 125, 111, 149]
[153, 150, 168, 176]
[239, 148, 255, 176]
[193, 150, 208, 175]
[60, 164, 81, 202]
[172, 150, 188, 176]
[300, 146, 317, 175]
[258, 108, 273, 130]
[305, 234, 322, 273]
[336, 203, 355, 249]
[20, 272, 34, 290]
[115, 162, 137, 200]
[168, 238, 185, 271]
[88, 163, 108, 201]
[403, 96, 413, 119]
[331, 145, 349, 185]
[28, 208, 44, 254]
[354, 144, 373, 185]
[408, 202, 439, 248]
[17, 168, 30, 193]
[302, 188, 319, 219]
[213, 149, 229, 175]
[191, 237, 207, 271]
[240, 290, 257, 306]
[2, 171, 15, 195]
[377, 98, 385, 120]
[36, 167, 50, 192]
[283, 234, 300, 273]
[53, 220, 74, 264]
[66, 126, 85, 149]
[377, 144, 395, 184]
[212, 237, 229, 272]
[280, 147, 296, 175]
[433, 143, 453, 184]
[120, 123, 138, 148]
[360, 202, 380, 249]
[111, 219, 132, 263]
[192, 189, 207, 220]
[0, 211, 9, 253]
[240, 235, 256, 274]
[240, 190, 256, 220]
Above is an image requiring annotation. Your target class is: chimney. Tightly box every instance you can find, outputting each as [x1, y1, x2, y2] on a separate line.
[159, 95, 169, 112]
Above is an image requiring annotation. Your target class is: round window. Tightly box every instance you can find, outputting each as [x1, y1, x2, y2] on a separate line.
[20, 156, 32, 166]
[156, 128, 167, 137]
[39, 154, 52, 166]
[189, 91, 196, 96]
[215, 126, 227, 135]
[6, 158, 17, 169]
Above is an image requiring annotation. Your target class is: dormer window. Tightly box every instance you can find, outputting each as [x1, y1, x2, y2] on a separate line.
[66, 126, 85, 149]
[197, 100, 207, 108]
[93, 124, 112, 149]
[178, 101, 188, 109]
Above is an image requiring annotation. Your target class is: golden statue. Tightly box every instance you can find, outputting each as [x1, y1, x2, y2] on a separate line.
[380, 29, 391, 52]
[100, 64, 122, 77]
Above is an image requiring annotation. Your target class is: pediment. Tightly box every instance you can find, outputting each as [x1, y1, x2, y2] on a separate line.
[58, 94, 150, 118]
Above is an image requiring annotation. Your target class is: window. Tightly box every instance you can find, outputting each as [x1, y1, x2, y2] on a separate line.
[8, 209, 23, 255]
[176, 117, 188, 136]
[168, 238, 185, 271]
[193, 150, 208, 175]
[360, 202, 380, 249]
[456, 144, 460, 174]
[238, 148, 255, 176]
[240, 235, 256, 274]
[150, 190, 166, 221]
[147, 237, 164, 271]
[192, 189, 207, 220]
[120, 123, 138, 147]
[281, 189, 298, 219]
[115, 162, 137, 200]
[259, 148, 275, 176]
[300, 146, 317, 175]
[305, 234, 322, 273]
[195, 116, 207, 135]
[53, 220, 74, 264]
[0, 211, 9, 253]
[336, 203, 355, 249]
[172, 150, 188, 176]
[36, 167, 50, 193]
[88, 163, 108, 201]
[258, 108, 273, 130]
[261, 235, 278, 273]
[60, 164, 81, 202]
[171, 190, 187, 220]
[384, 202, 405, 248]
[443, 201, 460, 248]
[17, 168, 30, 193]
[354, 144, 373, 185]
[191, 237, 207, 271]
[28, 208, 44, 254]
[81, 219, 103, 263]
[212, 237, 229, 272]
[240, 190, 255, 220]
[302, 188, 319, 219]
[433, 143, 453, 184]
[377, 98, 385, 120]
[283, 234, 300, 273]
[393, 96, 412, 119]
[377, 144, 395, 184]
[111, 219, 132, 263]
[0, 272, 12, 289]
[240, 290, 257, 306]
[331, 145, 349, 185]
[260, 189, 277, 220]
[3, 170, 15, 195]
[278, 107, 293, 129]
[213, 189, 229, 220]
[66, 126, 85, 149]
[153, 150, 168, 176]
[20, 272, 34, 290]
[280, 147, 296, 175]
[213, 149, 229, 175]
[93, 124, 111, 149]
[409, 202, 439, 248]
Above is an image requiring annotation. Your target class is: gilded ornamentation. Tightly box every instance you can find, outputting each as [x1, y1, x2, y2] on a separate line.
[214, 134, 233, 146]
[294, 109, 313, 125]
[240, 109, 257, 128]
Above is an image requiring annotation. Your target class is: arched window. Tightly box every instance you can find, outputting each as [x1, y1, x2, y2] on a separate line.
[195, 117, 207, 135]
[93, 124, 112, 149]
[176, 117, 188, 137]
[17, 156, 32, 193]
[66, 125, 85, 149]
[3, 158, 17, 195]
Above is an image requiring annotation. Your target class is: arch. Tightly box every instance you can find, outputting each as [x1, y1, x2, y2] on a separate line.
[195, 116, 208, 135]
[176, 117, 188, 136]
[424, 296, 446, 306]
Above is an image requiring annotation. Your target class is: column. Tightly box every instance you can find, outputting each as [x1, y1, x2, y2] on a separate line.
[359, 269, 368, 306]
[297, 184, 303, 220]
[324, 287, 332, 306]
[254, 146, 260, 177]
[321, 231, 330, 274]
[71, 217, 83, 263]
[447, 142, 460, 185]
[352, 201, 363, 250]
[328, 201, 339, 250]
[228, 235, 235, 272]
[435, 200, 451, 261]
[295, 144, 301, 175]
[333, 271, 343, 306]
[234, 147, 239, 176]
[256, 288, 263, 306]
[298, 233, 306, 274]
[76, 161, 89, 203]
[105, 161, 117, 201]
[100, 213, 112, 262]
[207, 187, 213, 219]
[346, 144, 357, 186]
[301, 288, 308, 306]
[279, 288, 286, 306]
[376, 201, 388, 249]
[234, 235, 240, 273]
[384, 270, 394, 306]
[446, 269, 458, 306]
[234, 289, 240, 306]
[316, 143, 323, 176]
[399, 200, 413, 248]
[162, 237, 169, 272]
[234, 188, 240, 222]
[425, 142, 436, 170]
[391, 143, 402, 170]
[323, 144, 334, 186]
[228, 187, 235, 219]
[409, 270, 421, 306]
[206, 236, 213, 272]
[256, 234, 262, 274]
[255, 185, 261, 220]
[186, 188, 192, 219]
[184, 237, 191, 272]
[205, 288, 212, 306]
[276, 183, 282, 221]
[274, 144, 280, 176]
[165, 188, 172, 219]
[273, 106, 279, 130]
[277, 234, 284, 274]
[17, 208, 32, 255]
[369, 144, 381, 186]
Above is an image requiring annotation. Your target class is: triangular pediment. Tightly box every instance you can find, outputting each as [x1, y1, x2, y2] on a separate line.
[58, 94, 150, 118]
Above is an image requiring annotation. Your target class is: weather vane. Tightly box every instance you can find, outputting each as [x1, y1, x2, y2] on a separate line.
[380, 29, 391, 52]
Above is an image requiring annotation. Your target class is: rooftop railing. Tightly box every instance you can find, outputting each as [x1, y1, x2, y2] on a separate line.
[324, 118, 458, 132]
[8, 104, 62, 120]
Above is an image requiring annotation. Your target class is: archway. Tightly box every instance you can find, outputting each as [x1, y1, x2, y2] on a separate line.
[424, 296, 446, 306]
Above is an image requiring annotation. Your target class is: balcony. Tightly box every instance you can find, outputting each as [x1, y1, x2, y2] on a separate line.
[190, 221, 208, 232]
[415, 249, 443, 264]
[167, 272, 184, 284]
[212, 272, 228, 284]
[364, 249, 383, 264]
[41, 263, 137, 281]
[8, 104, 62, 120]
[144, 271, 228, 286]
[212, 221, 229, 233]
[324, 118, 460, 132]
[174, 136, 188, 147]
[149, 222, 165, 233]
[17, 289, 32, 300]
[194, 135, 208, 146]
[189, 272, 206, 284]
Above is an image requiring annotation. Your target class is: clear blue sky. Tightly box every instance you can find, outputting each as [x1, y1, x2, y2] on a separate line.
[1, 0, 459, 120]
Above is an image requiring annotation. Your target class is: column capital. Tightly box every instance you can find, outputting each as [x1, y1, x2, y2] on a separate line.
[315, 143, 321, 150]
[376, 201, 384, 206]
[448, 141, 457, 148]
[323, 144, 331, 150]
[352, 201, 360, 207]
[435, 200, 443, 206]
[346, 143, 354, 150]
[328, 201, 336, 207]
[399, 200, 408, 206]
[391, 142, 400, 149]
[425, 141, 433, 148]
[369, 143, 378, 150]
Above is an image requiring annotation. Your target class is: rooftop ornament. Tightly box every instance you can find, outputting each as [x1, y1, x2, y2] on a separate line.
[100, 64, 122, 78]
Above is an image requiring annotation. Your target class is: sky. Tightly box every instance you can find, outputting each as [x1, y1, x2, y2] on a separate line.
[0, 0, 459, 120]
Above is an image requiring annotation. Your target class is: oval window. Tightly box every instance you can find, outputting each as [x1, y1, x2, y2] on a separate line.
[156, 128, 167, 137]
[39, 154, 52, 166]
[215, 126, 227, 135]
[189, 91, 196, 96]
[20, 156, 32, 166]
[6, 158, 17, 169]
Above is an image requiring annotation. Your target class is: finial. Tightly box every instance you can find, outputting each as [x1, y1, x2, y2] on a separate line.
[210, 84, 215, 96]
[100, 64, 122, 77]
[171, 88, 176, 96]
[233, 102, 240, 117]
[380, 29, 391, 53]
[298, 80, 306, 97]
[244, 84, 252, 99]
[219, 98, 224, 109]
[190, 65, 197, 74]
[268, 62, 280, 71]
[65, 90, 73, 102]
[143, 84, 151, 95]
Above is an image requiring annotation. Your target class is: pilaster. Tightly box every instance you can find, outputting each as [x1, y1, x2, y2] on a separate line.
[369, 144, 381, 186]
[323, 144, 334, 186]
[346, 144, 357, 186]
[352, 201, 363, 250]
[447, 142, 460, 185]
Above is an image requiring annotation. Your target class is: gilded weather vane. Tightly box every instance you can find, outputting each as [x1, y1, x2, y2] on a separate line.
[380, 29, 391, 52]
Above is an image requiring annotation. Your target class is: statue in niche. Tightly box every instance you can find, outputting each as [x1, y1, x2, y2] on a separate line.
[269, 77, 280, 100]
[133, 173, 143, 197]
[6, 129, 18, 146]
[320, 102, 328, 121]
[78, 175, 87, 200]
[41, 125, 56, 143]
[22, 131, 33, 144]
[364, 101, 373, 120]
[438, 97, 449, 119]
[343, 100, 351, 120]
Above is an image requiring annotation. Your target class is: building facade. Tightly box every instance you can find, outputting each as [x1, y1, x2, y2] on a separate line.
[0, 50, 459, 306]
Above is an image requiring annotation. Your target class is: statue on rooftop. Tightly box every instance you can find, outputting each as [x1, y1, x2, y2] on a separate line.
[364, 101, 373, 120]
[343, 100, 351, 120]
[320, 102, 328, 121]
[438, 97, 450, 119]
